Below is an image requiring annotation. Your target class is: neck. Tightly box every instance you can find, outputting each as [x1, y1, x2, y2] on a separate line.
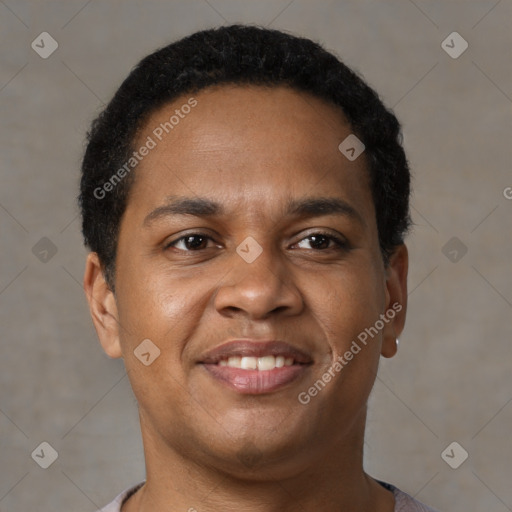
[123, 411, 394, 512]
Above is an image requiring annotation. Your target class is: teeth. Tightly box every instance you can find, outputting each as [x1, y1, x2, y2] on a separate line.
[240, 356, 257, 370]
[228, 356, 241, 367]
[258, 356, 275, 371]
[220, 355, 296, 370]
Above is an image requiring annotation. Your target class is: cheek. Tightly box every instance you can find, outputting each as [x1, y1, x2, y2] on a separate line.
[308, 259, 385, 346]
[118, 254, 203, 326]
[322, 264, 386, 401]
[116, 277, 204, 415]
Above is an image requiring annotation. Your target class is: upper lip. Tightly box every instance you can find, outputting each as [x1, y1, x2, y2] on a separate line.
[198, 340, 313, 364]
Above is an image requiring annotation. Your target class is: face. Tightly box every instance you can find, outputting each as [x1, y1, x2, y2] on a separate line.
[84, 85, 407, 478]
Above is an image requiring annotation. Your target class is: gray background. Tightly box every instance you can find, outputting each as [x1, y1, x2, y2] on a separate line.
[1, 1, 511, 510]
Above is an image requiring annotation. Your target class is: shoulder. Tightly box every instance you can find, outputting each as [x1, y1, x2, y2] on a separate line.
[96, 482, 145, 512]
[381, 481, 440, 512]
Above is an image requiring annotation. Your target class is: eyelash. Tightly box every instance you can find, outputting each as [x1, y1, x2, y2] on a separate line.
[164, 231, 349, 252]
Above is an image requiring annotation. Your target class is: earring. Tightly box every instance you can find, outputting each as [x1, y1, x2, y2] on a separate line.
[396, 338, 400, 348]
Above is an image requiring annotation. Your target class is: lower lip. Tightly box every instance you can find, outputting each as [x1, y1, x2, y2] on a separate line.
[201, 364, 310, 394]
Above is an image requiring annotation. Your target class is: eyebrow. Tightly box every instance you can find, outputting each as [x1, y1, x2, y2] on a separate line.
[143, 195, 365, 227]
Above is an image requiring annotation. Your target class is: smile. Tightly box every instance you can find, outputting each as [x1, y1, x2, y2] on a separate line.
[217, 355, 295, 370]
[198, 340, 312, 394]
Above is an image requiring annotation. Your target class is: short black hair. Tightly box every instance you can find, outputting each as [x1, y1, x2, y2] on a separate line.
[79, 24, 411, 292]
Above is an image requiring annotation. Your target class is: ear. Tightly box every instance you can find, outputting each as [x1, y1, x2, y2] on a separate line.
[83, 252, 122, 358]
[381, 244, 408, 358]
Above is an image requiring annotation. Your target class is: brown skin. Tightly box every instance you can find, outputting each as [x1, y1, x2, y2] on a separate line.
[84, 85, 408, 512]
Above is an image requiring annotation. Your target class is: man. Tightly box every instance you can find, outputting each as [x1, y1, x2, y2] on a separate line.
[80, 24, 438, 511]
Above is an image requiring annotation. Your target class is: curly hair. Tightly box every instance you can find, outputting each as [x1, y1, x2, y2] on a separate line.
[79, 24, 411, 292]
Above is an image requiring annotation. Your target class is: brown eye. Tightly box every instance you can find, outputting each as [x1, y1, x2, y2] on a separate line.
[296, 232, 348, 251]
[166, 234, 212, 251]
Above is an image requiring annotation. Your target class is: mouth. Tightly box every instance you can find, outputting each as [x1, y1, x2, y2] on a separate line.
[218, 354, 296, 370]
[198, 340, 313, 394]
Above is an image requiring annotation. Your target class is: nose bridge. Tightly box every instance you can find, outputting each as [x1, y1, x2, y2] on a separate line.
[235, 237, 280, 286]
[213, 236, 302, 319]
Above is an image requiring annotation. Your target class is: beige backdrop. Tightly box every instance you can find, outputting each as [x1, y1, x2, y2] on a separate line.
[1, 1, 511, 511]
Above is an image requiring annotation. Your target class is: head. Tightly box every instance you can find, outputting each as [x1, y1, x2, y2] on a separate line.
[81, 25, 410, 479]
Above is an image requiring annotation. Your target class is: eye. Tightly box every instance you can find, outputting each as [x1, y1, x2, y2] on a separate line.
[164, 231, 349, 253]
[294, 232, 349, 251]
[165, 233, 216, 252]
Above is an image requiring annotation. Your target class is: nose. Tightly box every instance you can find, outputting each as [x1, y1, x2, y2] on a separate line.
[213, 242, 304, 321]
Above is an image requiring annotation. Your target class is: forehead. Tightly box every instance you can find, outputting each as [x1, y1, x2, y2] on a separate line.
[125, 85, 374, 225]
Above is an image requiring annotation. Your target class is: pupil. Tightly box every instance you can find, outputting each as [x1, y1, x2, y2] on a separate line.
[187, 236, 204, 249]
[311, 235, 328, 249]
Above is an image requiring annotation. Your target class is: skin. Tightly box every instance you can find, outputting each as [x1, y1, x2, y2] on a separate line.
[83, 85, 408, 512]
